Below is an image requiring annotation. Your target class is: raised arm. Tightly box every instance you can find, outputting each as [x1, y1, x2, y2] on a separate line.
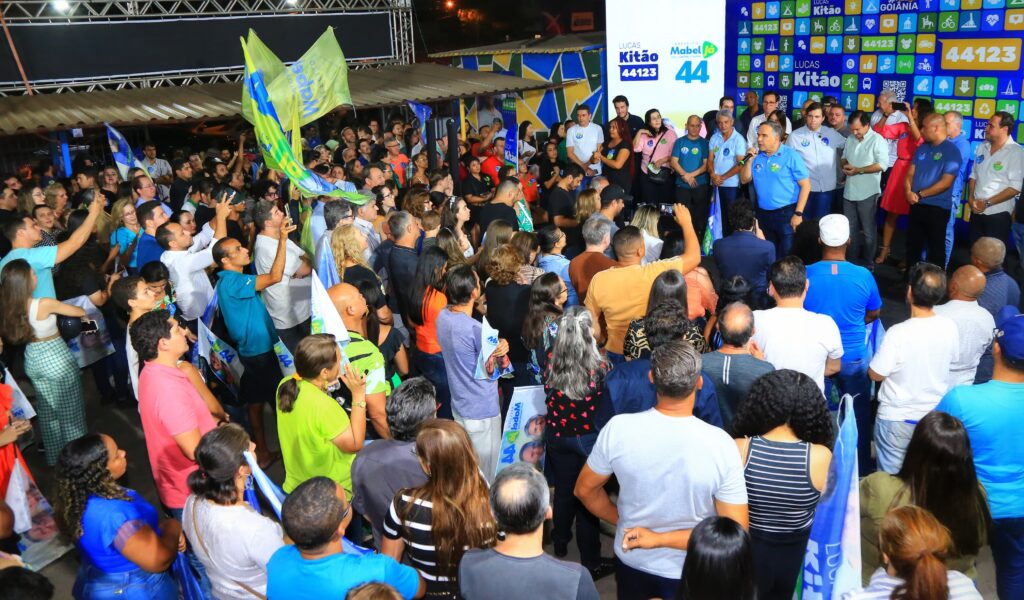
[254, 218, 297, 292]
[56, 195, 104, 264]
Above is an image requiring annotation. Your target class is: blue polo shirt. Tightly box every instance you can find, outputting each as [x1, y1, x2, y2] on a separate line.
[947, 133, 972, 206]
[910, 139, 963, 210]
[804, 261, 882, 361]
[215, 270, 277, 357]
[267, 545, 420, 600]
[672, 136, 710, 188]
[0, 245, 58, 298]
[750, 144, 809, 210]
[135, 233, 164, 270]
[709, 130, 748, 187]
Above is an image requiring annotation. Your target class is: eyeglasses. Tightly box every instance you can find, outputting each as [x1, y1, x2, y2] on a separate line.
[558, 287, 568, 296]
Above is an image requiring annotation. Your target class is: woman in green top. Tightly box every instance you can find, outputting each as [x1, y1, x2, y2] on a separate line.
[276, 334, 367, 494]
[859, 411, 990, 584]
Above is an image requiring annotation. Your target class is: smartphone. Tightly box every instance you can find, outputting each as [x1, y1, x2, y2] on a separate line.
[80, 319, 99, 334]
[659, 203, 675, 216]
[891, 102, 908, 111]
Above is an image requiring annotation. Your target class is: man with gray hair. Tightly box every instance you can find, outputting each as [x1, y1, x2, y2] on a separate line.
[588, 174, 609, 195]
[314, 199, 355, 276]
[869, 90, 909, 170]
[972, 236, 1021, 317]
[740, 119, 811, 257]
[458, 464, 599, 599]
[576, 341, 748, 599]
[351, 377, 434, 545]
[700, 302, 774, 429]
[709, 107, 748, 234]
[568, 216, 616, 303]
[387, 210, 422, 322]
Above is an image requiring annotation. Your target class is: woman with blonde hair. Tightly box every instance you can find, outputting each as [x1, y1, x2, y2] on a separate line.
[381, 419, 496, 597]
[331, 224, 372, 281]
[473, 219, 514, 280]
[842, 505, 982, 600]
[104, 198, 142, 274]
[630, 205, 665, 265]
[17, 185, 46, 215]
[44, 181, 70, 225]
[574, 188, 601, 225]
[510, 231, 544, 285]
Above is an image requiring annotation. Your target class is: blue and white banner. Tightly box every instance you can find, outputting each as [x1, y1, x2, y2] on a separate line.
[64, 296, 115, 369]
[475, 316, 514, 380]
[407, 100, 432, 144]
[196, 320, 245, 400]
[496, 385, 548, 477]
[104, 123, 146, 180]
[310, 268, 350, 364]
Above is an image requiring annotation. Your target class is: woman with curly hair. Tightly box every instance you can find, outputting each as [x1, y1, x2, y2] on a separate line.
[183, 424, 284, 599]
[484, 244, 533, 400]
[730, 369, 834, 600]
[510, 231, 544, 285]
[381, 419, 496, 598]
[472, 219, 514, 280]
[543, 306, 611, 579]
[859, 411, 990, 584]
[55, 434, 181, 599]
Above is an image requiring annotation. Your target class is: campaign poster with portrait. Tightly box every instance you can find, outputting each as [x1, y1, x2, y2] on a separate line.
[495, 385, 548, 477]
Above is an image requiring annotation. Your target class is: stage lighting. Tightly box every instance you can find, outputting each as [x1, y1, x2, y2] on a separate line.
[52, 0, 70, 11]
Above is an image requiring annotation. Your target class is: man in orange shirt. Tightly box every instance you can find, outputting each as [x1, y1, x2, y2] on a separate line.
[585, 204, 700, 365]
[481, 138, 506, 184]
[384, 137, 410, 186]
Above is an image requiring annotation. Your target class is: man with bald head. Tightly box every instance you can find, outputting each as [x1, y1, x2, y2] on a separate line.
[935, 265, 995, 386]
[904, 112, 963, 267]
[700, 302, 774, 429]
[971, 236, 1021, 317]
[327, 282, 390, 438]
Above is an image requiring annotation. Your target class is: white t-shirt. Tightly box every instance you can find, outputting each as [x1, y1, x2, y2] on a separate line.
[253, 235, 312, 330]
[127, 323, 139, 398]
[566, 123, 605, 174]
[183, 496, 284, 600]
[586, 409, 747, 578]
[970, 139, 1024, 216]
[160, 223, 218, 322]
[752, 306, 844, 392]
[933, 300, 995, 387]
[869, 314, 960, 422]
[746, 113, 793, 148]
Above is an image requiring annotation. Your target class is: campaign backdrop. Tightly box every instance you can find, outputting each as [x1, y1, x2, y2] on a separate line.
[606, 0, 729, 127]
[724, 0, 1024, 147]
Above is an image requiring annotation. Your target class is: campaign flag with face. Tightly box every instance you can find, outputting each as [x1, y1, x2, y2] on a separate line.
[105, 123, 147, 180]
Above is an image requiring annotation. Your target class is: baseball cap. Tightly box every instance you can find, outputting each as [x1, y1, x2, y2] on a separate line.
[600, 184, 632, 206]
[818, 214, 850, 247]
[994, 309, 1024, 363]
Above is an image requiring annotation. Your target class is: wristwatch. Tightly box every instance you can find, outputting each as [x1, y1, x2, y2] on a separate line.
[353, 400, 367, 409]
[794, 211, 804, 217]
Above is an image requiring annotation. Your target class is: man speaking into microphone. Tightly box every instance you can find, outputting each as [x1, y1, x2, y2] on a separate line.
[740, 120, 811, 257]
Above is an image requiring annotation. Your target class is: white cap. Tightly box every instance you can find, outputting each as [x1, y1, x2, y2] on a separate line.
[818, 214, 850, 246]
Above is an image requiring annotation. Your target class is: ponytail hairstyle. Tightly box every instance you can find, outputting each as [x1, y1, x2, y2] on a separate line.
[0, 259, 36, 345]
[546, 306, 604, 399]
[277, 334, 339, 413]
[54, 434, 130, 540]
[187, 424, 251, 505]
[880, 505, 952, 600]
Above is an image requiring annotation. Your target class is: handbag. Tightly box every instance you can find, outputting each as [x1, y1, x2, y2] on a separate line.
[56, 315, 82, 341]
[642, 130, 671, 184]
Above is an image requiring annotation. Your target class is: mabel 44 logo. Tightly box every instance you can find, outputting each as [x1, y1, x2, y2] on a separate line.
[673, 41, 719, 83]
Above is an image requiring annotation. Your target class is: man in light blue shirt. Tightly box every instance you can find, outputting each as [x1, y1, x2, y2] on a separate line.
[708, 110, 748, 234]
[944, 111, 972, 267]
[740, 120, 811, 257]
[786, 102, 846, 220]
[0, 194, 104, 298]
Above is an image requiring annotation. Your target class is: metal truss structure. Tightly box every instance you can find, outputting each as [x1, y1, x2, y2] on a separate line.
[0, 0, 414, 95]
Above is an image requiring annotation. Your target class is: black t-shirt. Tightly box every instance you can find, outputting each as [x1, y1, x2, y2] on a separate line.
[603, 141, 632, 193]
[226, 219, 246, 245]
[193, 204, 216, 231]
[388, 244, 420, 320]
[546, 187, 581, 253]
[0, 209, 15, 257]
[462, 174, 491, 200]
[168, 178, 192, 212]
[477, 202, 519, 238]
[484, 281, 531, 363]
[537, 159, 564, 196]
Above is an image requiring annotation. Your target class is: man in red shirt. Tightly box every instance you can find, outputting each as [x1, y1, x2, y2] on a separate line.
[481, 137, 506, 184]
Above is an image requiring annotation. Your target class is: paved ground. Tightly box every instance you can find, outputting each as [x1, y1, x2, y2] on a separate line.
[19, 228, 1006, 598]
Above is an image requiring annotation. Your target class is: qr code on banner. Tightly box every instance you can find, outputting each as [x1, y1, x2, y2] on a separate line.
[882, 80, 907, 102]
[778, 96, 789, 113]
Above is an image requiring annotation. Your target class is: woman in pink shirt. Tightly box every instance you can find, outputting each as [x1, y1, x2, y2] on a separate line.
[633, 109, 678, 205]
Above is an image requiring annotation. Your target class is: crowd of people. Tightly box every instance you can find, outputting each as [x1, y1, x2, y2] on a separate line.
[0, 88, 1021, 600]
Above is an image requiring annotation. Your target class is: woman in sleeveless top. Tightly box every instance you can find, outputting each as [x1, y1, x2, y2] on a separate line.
[0, 259, 89, 465]
[731, 369, 834, 600]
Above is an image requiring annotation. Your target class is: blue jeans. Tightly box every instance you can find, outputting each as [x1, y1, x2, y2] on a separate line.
[73, 563, 178, 600]
[605, 350, 625, 369]
[757, 203, 796, 257]
[615, 557, 680, 600]
[874, 418, 917, 474]
[718, 186, 740, 235]
[1013, 222, 1024, 261]
[992, 517, 1024, 600]
[828, 357, 874, 474]
[805, 191, 834, 221]
[413, 348, 452, 420]
[945, 200, 959, 268]
[166, 507, 213, 598]
[545, 432, 601, 569]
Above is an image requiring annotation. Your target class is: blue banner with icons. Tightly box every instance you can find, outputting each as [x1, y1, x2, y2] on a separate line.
[725, 0, 1024, 147]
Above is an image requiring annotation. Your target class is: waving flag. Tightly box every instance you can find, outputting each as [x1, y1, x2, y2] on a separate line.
[241, 35, 367, 203]
[702, 188, 724, 256]
[310, 269, 350, 364]
[314, 236, 341, 289]
[800, 393, 861, 599]
[105, 123, 146, 180]
[407, 100, 432, 143]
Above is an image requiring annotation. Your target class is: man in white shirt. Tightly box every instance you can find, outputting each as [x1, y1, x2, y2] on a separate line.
[141, 143, 174, 200]
[935, 265, 995, 387]
[869, 263, 960, 474]
[157, 197, 231, 330]
[566, 104, 605, 178]
[745, 91, 792, 148]
[575, 341, 747, 600]
[753, 256, 844, 392]
[252, 200, 313, 353]
[786, 102, 846, 220]
[967, 111, 1024, 244]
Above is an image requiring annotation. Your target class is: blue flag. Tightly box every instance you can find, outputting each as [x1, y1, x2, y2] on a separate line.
[801, 393, 861, 599]
[104, 123, 146, 180]
[407, 101, 432, 144]
[702, 188, 724, 255]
